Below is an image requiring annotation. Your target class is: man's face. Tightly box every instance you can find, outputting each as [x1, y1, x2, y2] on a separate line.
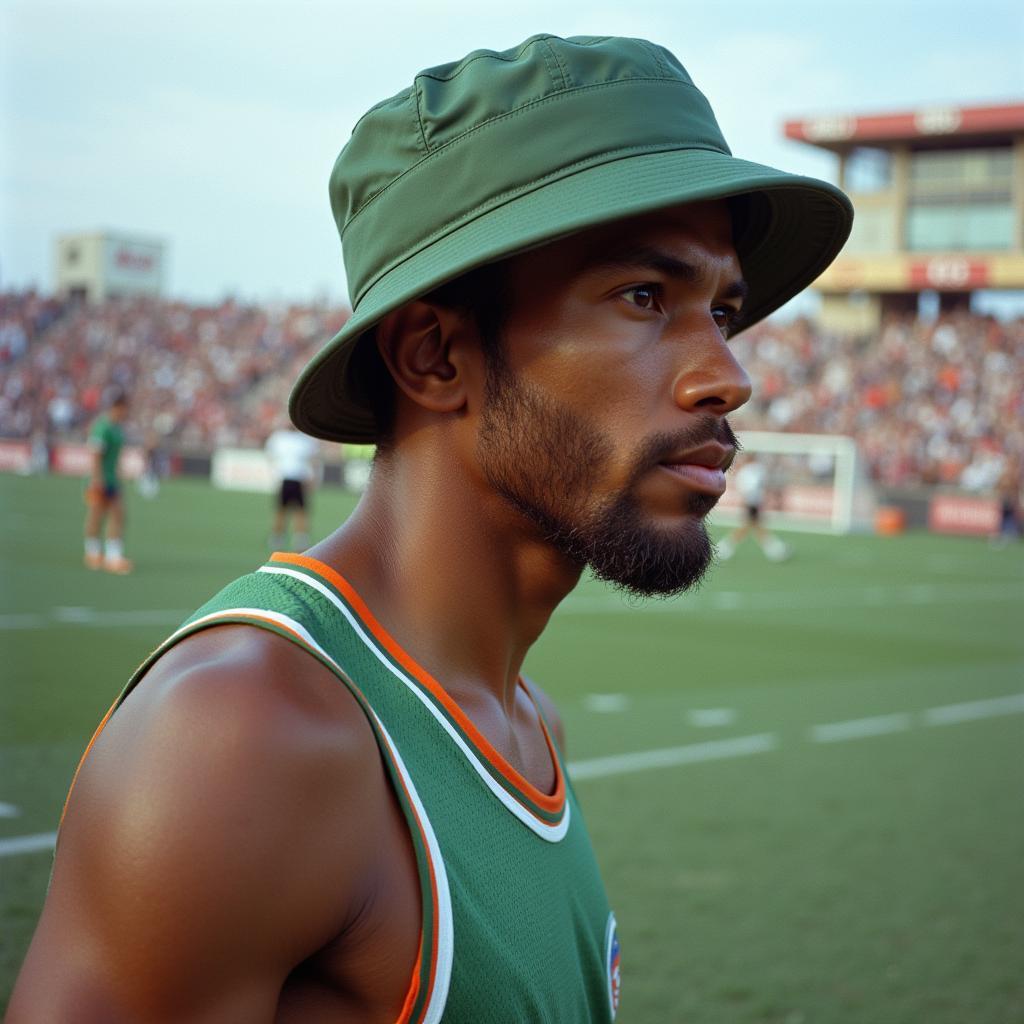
[474, 199, 751, 596]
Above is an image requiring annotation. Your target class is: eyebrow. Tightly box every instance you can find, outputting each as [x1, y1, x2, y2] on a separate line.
[582, 243, 749, 304]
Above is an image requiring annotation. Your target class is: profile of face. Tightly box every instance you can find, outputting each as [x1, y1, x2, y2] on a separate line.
[474, 200, 752, 596]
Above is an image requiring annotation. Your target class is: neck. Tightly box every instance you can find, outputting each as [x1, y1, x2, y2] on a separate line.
[309, 445, 582, 712]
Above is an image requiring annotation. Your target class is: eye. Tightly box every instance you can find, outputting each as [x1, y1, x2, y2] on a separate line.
[712, 305, 742, 337]
[621, 284, 661, 311]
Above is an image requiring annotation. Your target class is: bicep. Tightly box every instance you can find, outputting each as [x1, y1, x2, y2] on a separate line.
[11, 640, 382, 1022]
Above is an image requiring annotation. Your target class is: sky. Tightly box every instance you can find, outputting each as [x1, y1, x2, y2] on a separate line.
[2, 0, 1023, 306]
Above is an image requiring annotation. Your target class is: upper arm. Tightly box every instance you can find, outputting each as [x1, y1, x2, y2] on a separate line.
[9, 627, 385, 1023]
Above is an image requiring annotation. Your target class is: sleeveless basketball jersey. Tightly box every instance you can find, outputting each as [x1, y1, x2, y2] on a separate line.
[77, 552, 621, 1023]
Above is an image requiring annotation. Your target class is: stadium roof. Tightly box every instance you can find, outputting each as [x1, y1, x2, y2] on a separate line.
[784, 102, 1024, 150]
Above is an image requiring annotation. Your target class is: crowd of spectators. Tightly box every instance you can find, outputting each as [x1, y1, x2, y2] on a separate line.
[1, 289, 1022, 492]
[0, 291, 348, 452]
[729, 310, 1024, 492]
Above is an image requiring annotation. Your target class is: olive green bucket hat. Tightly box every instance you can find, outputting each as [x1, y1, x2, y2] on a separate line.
[290, 33, 853, 443]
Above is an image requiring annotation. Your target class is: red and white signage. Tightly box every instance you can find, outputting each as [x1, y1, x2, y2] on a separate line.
[211, 448, 275, 493]
[717, 482, 836, 524]
[782, 484, 835, 520]
[0, 440, 32, 473]
[0, 441, 145, 477]
[908, 258, 990, 290]
[50, 443, 144, 479]
[928, 494, 1000, 536]
[103, 236, 164, 295]
[786, 102, 1024, 145]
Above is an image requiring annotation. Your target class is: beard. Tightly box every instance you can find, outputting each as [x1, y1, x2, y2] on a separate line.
[477, 353, 737, 597]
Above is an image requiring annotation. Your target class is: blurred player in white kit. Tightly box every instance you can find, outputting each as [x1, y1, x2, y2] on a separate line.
[717, 455, 790, 562]
[265, 423, 320, 551]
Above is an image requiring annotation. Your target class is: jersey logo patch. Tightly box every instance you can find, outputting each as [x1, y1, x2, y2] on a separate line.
[606, 911, 621, 1018]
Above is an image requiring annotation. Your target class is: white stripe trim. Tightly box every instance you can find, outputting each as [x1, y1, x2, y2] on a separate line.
[162, 606, 322, 649]
[259, 565, 570, 842]
[605, 911, 619, 1020]
[373, 716, 453, 1024]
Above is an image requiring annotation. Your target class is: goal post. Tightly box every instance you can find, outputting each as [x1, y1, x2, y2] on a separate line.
[711, 431, 877, 535]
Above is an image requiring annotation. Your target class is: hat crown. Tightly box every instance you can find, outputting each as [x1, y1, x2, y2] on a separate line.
[330, 35, 728, 306]
[414, 35, 694, 149]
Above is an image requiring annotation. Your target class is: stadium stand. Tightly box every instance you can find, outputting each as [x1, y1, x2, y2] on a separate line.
[0, 290, 1021, 493]
[730, 311, 1023, 491]
[0, 292, 348, 450]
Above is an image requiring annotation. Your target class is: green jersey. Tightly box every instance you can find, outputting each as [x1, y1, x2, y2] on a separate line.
[87, 552, 620, 1022]
[88, 415, 123, 487]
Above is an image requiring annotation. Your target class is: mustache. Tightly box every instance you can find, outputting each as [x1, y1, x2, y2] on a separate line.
[629, 417, 741, 482]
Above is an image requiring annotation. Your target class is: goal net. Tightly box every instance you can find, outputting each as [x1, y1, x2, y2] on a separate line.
[711, 431, 877, 535]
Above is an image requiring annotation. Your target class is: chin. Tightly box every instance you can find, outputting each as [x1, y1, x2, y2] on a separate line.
[588, 516, 715, 598]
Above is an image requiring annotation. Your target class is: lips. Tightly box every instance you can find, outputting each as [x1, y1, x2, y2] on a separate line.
[657, 442, 735, 497]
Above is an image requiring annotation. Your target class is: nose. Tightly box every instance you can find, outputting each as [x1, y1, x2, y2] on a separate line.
[671, 329, 752, 416]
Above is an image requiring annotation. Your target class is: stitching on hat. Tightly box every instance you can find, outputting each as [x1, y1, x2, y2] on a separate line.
[417, 35, 555, 85]
[411, 82, 430, 155]
[536, 42, 564, 93]
[343, 78, 697, 233]
[353, 140, 727, 303]
[351, 90, 411, 135]
[540, 38, 572, 89]
[637, 39, 671, 77]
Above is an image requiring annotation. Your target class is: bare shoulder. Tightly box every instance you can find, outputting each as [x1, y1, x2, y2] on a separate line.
[78, 624, 385, 832]
[521, 674, 567, 755]
[10, 624, 389, 1022]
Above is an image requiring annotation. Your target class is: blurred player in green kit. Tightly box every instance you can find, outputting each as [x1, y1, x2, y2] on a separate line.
[83, 390, 133, 574]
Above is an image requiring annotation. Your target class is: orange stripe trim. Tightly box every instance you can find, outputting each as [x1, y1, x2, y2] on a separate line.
[60, 696, 119, 828]
[272, 552, 566, 816]
[394, 934, 422, 1024]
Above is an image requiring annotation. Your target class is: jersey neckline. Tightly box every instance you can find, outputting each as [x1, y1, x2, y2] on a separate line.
[264, 552, 568, 829]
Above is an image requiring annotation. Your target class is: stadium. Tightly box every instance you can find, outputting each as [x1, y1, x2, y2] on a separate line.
[2, 9, 1023, 1023]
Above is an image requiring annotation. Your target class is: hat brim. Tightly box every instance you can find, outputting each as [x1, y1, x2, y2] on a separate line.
[290, 146, 853, 443]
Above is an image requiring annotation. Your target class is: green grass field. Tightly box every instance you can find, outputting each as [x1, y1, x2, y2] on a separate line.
[2, 474, 1023, 1021]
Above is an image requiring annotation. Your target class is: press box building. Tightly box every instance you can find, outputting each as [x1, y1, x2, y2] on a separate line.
[54, 231, 167, 304]
[785, 102, 1024, 331]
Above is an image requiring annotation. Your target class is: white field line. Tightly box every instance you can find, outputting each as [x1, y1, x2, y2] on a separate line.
[0, 831, 57, 856]
[688, 708, 737, 728]
[0, 608, 189, 630]
[569, 733, 778, 780]
[583, 693, 632, 713]
[560, 580, 1024, 615]
[0, 802, 22, 818]
[923, 692, 1024, 726]
[3, 693, 1023, 858]
[1, 578, 1020, 629]
[810, 713, 913, 743]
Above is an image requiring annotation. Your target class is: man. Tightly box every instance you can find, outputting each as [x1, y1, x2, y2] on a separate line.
[11, 35, 851, 1022]
[265, 420, 320, 551]
[82, 389, 133, 574]
[717, 454, 791, 561]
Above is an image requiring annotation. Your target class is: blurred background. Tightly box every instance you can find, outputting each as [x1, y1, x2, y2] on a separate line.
[2, 1, 1023, 1020]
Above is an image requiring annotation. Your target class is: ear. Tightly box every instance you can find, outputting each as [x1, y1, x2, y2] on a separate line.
[375, 300, 473, 417]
